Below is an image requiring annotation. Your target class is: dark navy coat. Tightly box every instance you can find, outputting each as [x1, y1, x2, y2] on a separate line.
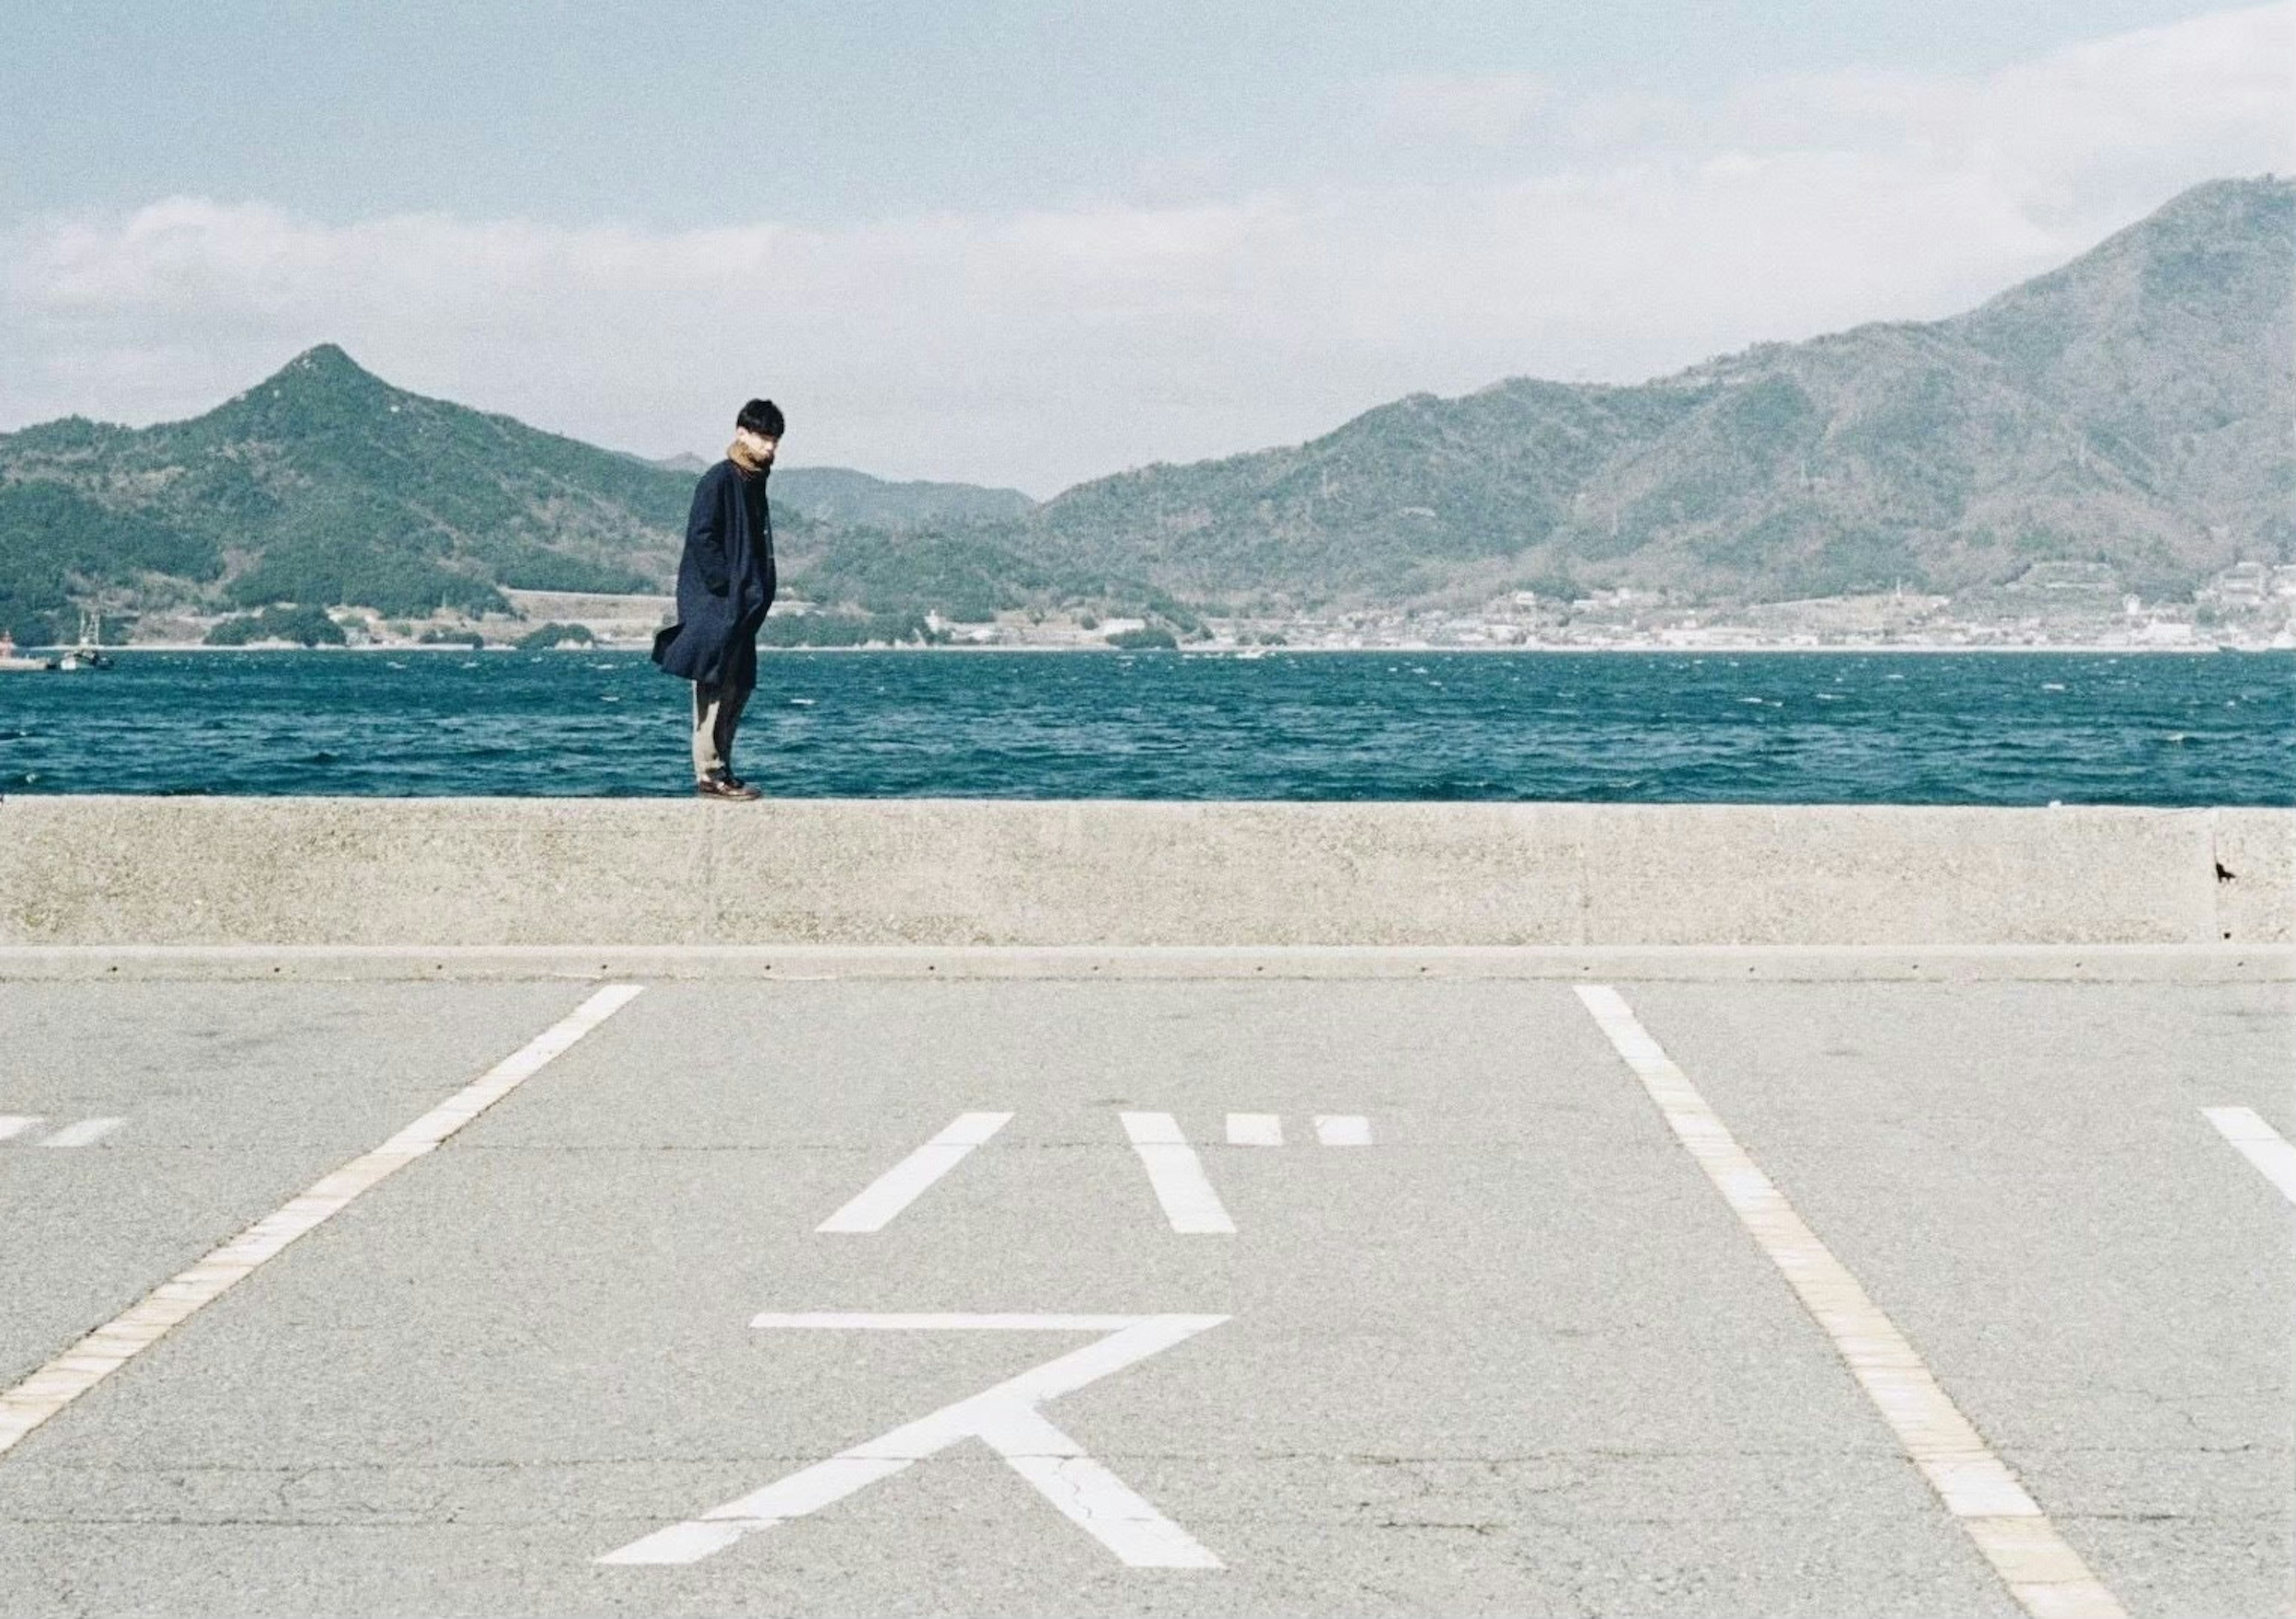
[651, 460, 775, 686]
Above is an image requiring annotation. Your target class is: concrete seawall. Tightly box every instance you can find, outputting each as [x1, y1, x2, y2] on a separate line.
[1, 798, 2286, 948]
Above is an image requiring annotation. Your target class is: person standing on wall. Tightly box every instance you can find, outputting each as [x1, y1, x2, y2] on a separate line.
[652, 399, 781, 799]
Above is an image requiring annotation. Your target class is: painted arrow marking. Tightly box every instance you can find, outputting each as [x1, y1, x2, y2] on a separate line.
[599, 1313, 1228, 1569]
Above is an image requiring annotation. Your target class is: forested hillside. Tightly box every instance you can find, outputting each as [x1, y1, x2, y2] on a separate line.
[2, 176, 2286, 640]
[0, 346, 701, 640]
[1011, 176, 2294, 605]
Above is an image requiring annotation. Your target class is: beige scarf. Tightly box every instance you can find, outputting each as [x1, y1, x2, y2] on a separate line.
[727, 436, 769, 476]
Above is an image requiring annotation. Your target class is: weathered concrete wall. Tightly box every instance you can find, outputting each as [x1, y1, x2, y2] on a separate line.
[1, 798, 2285, 948]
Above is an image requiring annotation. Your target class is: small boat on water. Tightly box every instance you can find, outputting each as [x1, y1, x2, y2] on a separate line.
[0, 610, 115, 671]
[60, 610, 115, 669]
[0, 634, 55, 672]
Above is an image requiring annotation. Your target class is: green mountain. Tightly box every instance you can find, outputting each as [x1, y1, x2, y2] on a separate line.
[0, 345, 722, 641]
[767, 466, 1037, 529]
[1, 176, 2285, 640]
[1012, 176, 2294, 605]
[0, 346, 1159, 642]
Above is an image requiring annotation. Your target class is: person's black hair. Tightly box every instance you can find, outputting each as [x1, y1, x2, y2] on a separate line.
[736, 398, 785, 437]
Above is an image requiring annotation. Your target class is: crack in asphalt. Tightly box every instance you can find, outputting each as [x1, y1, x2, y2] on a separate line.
[4, 1436, 2270, 1480]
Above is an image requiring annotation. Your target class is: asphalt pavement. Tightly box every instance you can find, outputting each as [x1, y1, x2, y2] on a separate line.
[0, 964, 2286, 1617]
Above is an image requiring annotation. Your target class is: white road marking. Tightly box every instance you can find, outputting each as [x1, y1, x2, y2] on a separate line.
[2203, 1107, 2296, 1206]
[600, 1312, 1226, 1569]
[0, 1116, 43, 1143]
[816, 1111, 1013, 1232]
[1226, 1112, 1283, 1146]
[39, 1118, 124, 1148]
[752, 1312, 1153, 1331]
[1573, 985, 2127, 1619]
[1120, 1113, 1235, 1233]
[1312, 1113, 1371, 1146]
[0, 984, 642, 1460]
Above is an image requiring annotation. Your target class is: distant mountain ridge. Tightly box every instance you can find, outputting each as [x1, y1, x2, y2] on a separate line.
[0, 344, 716, 639]
[0, 176, 2286, 640]
[1014, 176, 2294, 604]
[646, 456, 1034, 527]
[758, 466, 1036, 529]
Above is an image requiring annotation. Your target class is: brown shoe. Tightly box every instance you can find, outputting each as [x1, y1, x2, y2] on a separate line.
[695, 774, 762, 800]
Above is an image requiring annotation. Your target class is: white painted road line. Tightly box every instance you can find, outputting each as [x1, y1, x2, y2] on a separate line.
[1312, 1113, 1371, 1146]
[1573, 985, 2128, 1619]
[816, 1111, 1014, 1232]
[601, 1313, 1226, 1569]
[1120, 1112, 1235, 1234]
[0, 1116, 43, 1143]
[1226, 1112, 1283, 1146]
[39, 1118, 124, 1148]
[0, 984, 643, 1460]
[2203, 1107, 2296, 1206]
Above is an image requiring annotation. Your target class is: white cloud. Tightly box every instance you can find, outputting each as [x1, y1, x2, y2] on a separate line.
[1553, 4, 2294, 239]
[4, 5, 2289, 495]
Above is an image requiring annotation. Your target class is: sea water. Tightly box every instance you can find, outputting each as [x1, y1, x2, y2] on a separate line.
[1, 649, 2286, 805]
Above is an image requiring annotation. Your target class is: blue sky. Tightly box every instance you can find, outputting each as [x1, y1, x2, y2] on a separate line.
[2, 1, 2249, 227]
[2, 2, 2287, 491]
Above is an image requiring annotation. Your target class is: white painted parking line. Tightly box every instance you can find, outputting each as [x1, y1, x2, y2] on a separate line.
[2203, 1107, 2296, 1206]
[1226, 1112, 1283, 1146]
[39, 1118, 124, 1148]
[0, 984, 643, 1460]
[0, 1116, 43, 1143]
[816, 1111, 1014, 1232]
[600, 1313, 1226, 1569]
[1573, 985, 2128, 1619]
[1312, 1113, 1371, 1146]
[1120, 1113, 1235, 1234]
